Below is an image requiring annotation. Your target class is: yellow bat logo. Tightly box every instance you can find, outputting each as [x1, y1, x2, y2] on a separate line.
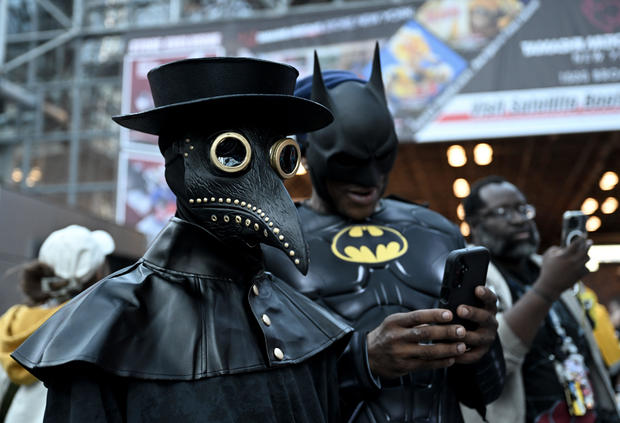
[331, 225, 408, 264]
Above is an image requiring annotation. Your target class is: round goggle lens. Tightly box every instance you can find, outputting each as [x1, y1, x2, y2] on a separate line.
[210, 132, 252, 173]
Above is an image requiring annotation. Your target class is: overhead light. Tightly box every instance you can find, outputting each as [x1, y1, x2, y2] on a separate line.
[460, 221, 470, 237]
[447, 145, 467, 167]
[457, 203, 465, 220]
[586, 216, 601, 232]
[585, 244, 620, 275]
[580, 197, 599, 215]
[11, 168, 23, 183]
[588, 244, 620, 263]
[586, 260, 599, 272]
[599, 171, 618, 191]
[601, 197, 618, 214]
[453, 178, 470, 198]
[28, 166, 42, 182]
[296, 162, 307, 175]
[473, 143, 493, 166]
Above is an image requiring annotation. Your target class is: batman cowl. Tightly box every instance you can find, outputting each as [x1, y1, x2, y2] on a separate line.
[296, 44, 399, 210]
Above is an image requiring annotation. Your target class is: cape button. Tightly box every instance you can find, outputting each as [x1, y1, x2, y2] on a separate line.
[274, 348, 284, 360]
[262, 314, 271, 326]
[252, 284, 259, 296]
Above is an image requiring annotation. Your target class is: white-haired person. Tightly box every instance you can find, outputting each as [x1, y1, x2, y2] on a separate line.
[0, 225, 115, 423]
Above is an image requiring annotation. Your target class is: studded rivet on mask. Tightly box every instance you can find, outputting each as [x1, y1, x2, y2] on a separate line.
[192, 191, 309, 250]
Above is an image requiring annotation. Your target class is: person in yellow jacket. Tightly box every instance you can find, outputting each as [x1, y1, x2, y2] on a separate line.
[0, 225, 115, 422]
[577, 285, 620, 380]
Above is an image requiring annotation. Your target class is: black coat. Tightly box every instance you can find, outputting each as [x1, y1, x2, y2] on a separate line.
[13, 218, 352, 422]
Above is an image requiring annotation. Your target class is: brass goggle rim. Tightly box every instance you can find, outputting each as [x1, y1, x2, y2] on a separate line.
[269, 138, 301, 179]
[209, 132, 252, 173]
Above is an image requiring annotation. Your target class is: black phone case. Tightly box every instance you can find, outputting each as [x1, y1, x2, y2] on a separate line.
[438, 246, 490, 331]
[561, 210, 587, 247]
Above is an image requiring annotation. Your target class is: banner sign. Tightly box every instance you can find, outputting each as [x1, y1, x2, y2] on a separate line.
[116, 149, 176, 241]
[117, 0, 620, 230]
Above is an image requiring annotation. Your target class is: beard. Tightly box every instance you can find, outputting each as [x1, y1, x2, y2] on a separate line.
[476, 225, 540, 261]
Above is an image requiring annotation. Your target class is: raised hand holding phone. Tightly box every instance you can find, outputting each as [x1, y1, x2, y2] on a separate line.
[439, 246, 490, 331]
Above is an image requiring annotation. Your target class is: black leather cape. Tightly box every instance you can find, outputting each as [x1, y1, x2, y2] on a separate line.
[13, 217, 352, 382]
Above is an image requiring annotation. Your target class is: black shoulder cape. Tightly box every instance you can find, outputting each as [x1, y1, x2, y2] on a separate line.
[13, 217, 351, 382]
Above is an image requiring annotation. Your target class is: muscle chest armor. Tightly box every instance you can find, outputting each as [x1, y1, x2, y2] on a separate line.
[264, 198, 467, 423]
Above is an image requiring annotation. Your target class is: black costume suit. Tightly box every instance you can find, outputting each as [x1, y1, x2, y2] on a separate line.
[14, 218, 351, 422]
[264, 198, 505, 423]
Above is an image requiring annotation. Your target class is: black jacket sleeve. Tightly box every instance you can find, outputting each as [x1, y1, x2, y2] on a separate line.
[44, 371, 126, 423]
[449, 336, 506, 418]
[337, 331, 381, 413]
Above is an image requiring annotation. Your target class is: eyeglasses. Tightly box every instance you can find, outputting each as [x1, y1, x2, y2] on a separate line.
[480, 204, 536, 221]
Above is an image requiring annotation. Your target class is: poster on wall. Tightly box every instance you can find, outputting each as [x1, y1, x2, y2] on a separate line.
[415, 0, 620, 141]
[120, 0, 620, 143]
[116, 149, 176, 242]
[236, 0, 620, 142]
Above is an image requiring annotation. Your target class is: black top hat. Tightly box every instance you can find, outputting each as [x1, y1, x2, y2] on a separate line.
[113, 57, 333, 138]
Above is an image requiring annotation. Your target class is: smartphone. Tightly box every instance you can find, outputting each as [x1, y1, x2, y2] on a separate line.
[561, 210, 587, 247]
[439, 246, 490, 331]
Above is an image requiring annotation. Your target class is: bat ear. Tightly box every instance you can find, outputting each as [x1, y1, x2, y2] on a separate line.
[367, 41, 387, 106]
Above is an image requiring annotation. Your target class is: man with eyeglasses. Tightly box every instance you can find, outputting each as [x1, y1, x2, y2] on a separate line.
[462, 175, 620, 423]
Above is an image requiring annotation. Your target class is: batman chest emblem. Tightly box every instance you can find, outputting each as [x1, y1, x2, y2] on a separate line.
[330, 225, 408, 264]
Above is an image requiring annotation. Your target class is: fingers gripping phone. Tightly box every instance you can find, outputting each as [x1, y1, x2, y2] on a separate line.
[561, 210, 587, 247]
[439, 246, 490, 331]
